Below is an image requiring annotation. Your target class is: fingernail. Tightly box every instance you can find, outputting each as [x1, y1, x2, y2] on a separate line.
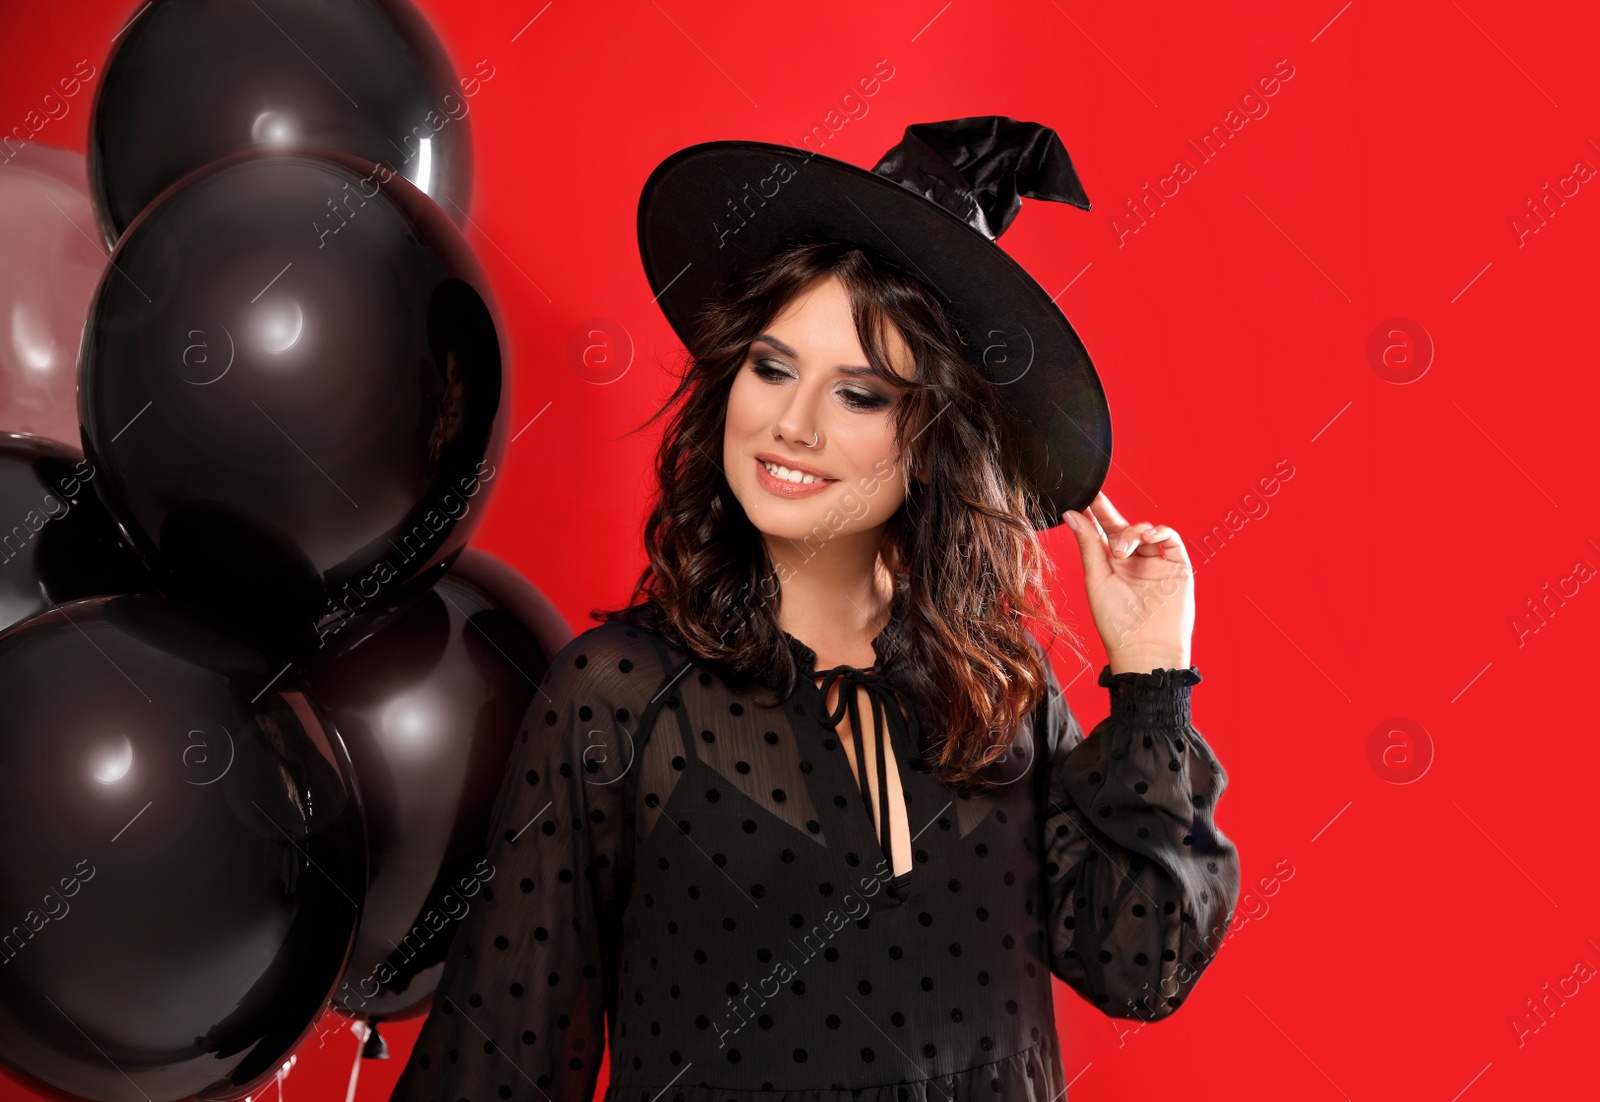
[1064, 511, 1079, 532]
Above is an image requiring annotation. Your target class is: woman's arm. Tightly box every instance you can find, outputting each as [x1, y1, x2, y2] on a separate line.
[389, 622, 647, 1101]
[1036, 656, 1241, 1021]
[1040, 492, 1234, 1018]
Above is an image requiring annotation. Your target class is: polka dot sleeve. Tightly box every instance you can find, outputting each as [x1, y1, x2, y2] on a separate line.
[1037, 659, 1241, 1021]
[390, 624, 648, 1102]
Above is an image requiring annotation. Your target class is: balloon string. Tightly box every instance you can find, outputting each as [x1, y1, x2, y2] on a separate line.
[344, 1020, 369, 1102]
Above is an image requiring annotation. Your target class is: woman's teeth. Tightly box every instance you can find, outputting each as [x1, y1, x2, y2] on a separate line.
[762, 460, 828, 485]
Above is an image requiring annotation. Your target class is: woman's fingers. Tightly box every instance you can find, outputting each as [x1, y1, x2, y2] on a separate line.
[1089, 490, 1130, 536]
[1062, 507, 1113, 588]
[1111, 520, 1159, 557]
[1102, 518, 1195, 570]
[1136, 522, 1193, 568]
[1082, 503, 1113, 553]
[1067, 495, 1198, 574]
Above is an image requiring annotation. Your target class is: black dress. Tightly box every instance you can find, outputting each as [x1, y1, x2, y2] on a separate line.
[388, 613, 1241, 1102]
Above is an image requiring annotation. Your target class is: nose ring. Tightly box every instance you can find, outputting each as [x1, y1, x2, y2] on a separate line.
[801, 431, 819, 448]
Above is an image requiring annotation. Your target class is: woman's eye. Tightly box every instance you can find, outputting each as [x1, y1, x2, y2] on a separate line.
[841, 388, 890, 411]
[750, 356, 888, 411]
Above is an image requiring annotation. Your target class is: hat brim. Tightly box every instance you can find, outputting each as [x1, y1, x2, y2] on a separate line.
[636, 140, 1111, 524]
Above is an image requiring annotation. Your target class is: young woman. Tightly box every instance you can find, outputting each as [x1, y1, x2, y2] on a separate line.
[391, 118, 1241, 1101]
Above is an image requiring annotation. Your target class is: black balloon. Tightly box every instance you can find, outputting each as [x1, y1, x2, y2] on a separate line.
[78, 146, 507, 666]
[0, 595, 365, 1102]
[305, 548, 573, 1022]
[0, 432, 155, 635]
[88, 0, 473, 250]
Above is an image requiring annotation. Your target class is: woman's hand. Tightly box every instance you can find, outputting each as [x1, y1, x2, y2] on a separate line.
[1062, 490, 1195, 675]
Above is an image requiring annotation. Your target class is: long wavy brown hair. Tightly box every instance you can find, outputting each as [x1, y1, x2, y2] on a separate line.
[596, 240, 1084, 791]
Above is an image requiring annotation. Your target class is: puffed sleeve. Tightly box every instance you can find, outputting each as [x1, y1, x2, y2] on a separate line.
[390, 624, 645, 1102]
[1036, 655, 1241, 1021]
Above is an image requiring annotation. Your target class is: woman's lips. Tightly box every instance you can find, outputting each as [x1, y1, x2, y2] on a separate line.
[754, 456, 838, 498]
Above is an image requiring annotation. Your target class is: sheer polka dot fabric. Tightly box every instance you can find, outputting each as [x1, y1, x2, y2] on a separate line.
[388, 619, 1240, 1101]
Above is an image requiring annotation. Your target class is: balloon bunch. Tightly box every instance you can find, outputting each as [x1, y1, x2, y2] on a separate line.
[0, 4, 570, 1101]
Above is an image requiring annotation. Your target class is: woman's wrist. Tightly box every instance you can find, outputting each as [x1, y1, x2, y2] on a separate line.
[1099, 661, 1201, 724]
[1106, 646, 1191, 675]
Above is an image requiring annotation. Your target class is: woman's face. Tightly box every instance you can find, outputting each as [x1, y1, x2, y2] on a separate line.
[722, 273, 917, 547]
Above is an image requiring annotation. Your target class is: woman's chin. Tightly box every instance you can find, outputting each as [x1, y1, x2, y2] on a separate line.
[745, 510, 823, 543]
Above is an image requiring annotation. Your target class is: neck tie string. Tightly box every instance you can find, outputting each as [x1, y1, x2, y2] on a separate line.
[814, 664, 921, 876]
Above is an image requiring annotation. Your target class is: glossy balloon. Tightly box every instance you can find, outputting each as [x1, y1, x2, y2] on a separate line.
[306, 548, 573, 1022]
[0, 432, 155, 636]
[79, 146, 507, 665]
[88, 0, 473, 249]
[0, 145, 108, 446]
[0, 595, 365, 1102]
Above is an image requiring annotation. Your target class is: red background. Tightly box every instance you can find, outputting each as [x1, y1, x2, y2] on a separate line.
[2, 0, 1596, 1099]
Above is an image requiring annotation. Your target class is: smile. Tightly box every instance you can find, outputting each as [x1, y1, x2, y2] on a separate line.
[755, 457, 838, 498]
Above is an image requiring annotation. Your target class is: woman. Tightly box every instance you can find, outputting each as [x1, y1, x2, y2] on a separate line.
[390, 118, 1240, 1101]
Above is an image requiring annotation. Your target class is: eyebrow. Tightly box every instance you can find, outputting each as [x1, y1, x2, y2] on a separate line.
[751, 334, 875, 377]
